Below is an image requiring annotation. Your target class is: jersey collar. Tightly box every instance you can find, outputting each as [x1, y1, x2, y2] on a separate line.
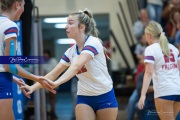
[76, 35, 90, 55]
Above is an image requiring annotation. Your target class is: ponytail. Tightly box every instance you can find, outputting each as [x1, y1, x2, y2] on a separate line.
[145, 21, 170, 57]
[159, 32, 170, 57]
[91, 25, 99, 38]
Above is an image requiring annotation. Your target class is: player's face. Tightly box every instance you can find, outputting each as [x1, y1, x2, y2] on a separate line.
[65, 15, 80, 39]
[14, 0, 25, 21]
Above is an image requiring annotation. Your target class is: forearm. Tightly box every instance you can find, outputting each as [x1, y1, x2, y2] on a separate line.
[30, 69, 63, 91]
[55, 64, 79, 87]
[141, 72, 152, 96]
[5, 64, 39, 82]
[31, 63, 67, 90]
[15, 65, 39, 82]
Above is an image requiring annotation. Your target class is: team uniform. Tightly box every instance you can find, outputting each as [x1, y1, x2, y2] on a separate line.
[144, 42, 180, 101]
[0, 15, 18, 99]
[60, 35, 118, 111]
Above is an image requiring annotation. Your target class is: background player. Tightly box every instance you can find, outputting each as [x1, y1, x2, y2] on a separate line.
[138, 21, 180, 120]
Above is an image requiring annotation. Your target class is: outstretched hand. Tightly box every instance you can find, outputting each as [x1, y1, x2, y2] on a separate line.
[37, 76, 56, 94]
[17, 79, 31, 98]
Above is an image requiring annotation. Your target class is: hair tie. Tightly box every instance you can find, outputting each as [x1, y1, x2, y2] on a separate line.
[161, 32, 165, 35]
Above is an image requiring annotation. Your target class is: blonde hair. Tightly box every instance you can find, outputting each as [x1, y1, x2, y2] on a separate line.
[145, 21, 170, 57]
[70, 8, 110, 60]
[70, 8, 99, 37]
[0, 0, 22, 11]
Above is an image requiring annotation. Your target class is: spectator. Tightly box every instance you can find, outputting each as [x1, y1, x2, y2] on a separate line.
[146, 0, 163, 23]
[165, 8, 180, 44]
[133, 9, 150, 41]
[162, 0, 180, 26]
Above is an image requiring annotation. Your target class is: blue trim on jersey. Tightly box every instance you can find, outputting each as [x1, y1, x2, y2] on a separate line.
[62, 54, 70, 63]
[76, 35, 90, 55]
[76, 89, 118, 112]
[82, 45, 98, 55]
[4, 27, 18, 35]
[76, 45, 80, 55]
[144, 56, 155, 61]
[9, 40, 18, 74]
[85, 35, 90, 42]
[0, 72, 13, 99]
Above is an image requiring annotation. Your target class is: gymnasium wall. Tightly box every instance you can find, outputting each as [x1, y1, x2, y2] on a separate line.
[0, 0, 138, 69]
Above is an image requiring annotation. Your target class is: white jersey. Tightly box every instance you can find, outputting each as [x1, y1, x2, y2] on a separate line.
[0, 16, 18, 72]
[60, 36, 113, 96]
[144, 43, 180, 98]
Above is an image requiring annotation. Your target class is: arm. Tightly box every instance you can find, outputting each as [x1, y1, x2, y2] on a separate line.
[138, 62, 154, 110]
[4, 38, 40, 82]
[53, 53, 92, 88]
[141, 63, 154, 97]
[4, 38, 54, 92]
[31, 62, 68, 91]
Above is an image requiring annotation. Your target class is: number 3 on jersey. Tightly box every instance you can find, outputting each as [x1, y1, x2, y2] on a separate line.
[163, 49, 175, 63]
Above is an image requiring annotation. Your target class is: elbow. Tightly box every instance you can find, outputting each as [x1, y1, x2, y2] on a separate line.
[73, 63, 82, 73]
[145, 71, 153, 77]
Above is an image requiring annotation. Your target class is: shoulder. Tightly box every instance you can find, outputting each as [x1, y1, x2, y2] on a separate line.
[4, 19, 18, 28]
[169, 44, 179, 53]
[85, 36, 102, 47]
[3, 20, 18, 33]
[144, 44, 158, 53]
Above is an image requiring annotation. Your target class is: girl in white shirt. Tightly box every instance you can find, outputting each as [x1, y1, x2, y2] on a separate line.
[138, 21, 180, 120]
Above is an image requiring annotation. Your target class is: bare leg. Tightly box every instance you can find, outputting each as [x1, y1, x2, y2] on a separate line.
[155, 98, 174, 120]
[96, 108, 118, 120]
[0, 99, 14, 120]
[76, 104, 96, 120]
[173, 101, 180, 119]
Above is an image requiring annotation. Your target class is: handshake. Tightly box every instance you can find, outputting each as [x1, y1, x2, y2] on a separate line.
[14, 76, 58, 99]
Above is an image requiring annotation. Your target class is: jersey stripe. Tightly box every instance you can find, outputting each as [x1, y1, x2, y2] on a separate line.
[4, 27, 18, 35]
[144, 56, 155, 61]
[82, 45, 98, 55]
[61, 54, 70, 63]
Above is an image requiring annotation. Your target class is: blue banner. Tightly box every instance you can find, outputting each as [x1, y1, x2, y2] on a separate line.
[0, 56, 46, 64]
[13, 21, 24, 120]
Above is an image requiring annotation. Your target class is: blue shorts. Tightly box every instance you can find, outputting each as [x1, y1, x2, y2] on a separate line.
[159, 95, 180, 102]
[0, 72, 13, 99]
[76, 89, 118, 112]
